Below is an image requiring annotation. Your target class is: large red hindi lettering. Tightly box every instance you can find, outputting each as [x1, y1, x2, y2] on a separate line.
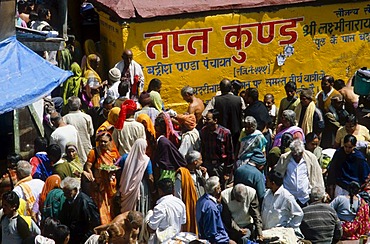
[278, 17, 304, 45]
[145, 32, 170, 59]
[145, 28, 213, 59]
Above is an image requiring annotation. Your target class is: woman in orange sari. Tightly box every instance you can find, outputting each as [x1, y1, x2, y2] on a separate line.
[39, 174, 61, 214]
[83, 131, 120, 224]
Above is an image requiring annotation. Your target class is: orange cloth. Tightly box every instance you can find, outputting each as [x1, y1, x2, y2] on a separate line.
[177, 114, 197, 131]
[107, 107, 121, 125]
[136, 114, 156, 138]
[97, 107, 120, 135]
[87, 145, 120, 225]
[39, 175, 61, 213]
[136, 114, 156, 157]
[176, 167, 198, 235]
[15, 175, 35, 216]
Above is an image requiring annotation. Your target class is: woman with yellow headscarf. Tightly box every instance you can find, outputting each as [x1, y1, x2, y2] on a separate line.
[97, 107, 121, 136]
[81, 39, 105, 79]
[84, 54, 107, 107]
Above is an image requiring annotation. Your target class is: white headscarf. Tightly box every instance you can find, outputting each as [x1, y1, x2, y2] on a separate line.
[119, 138, 149, 212]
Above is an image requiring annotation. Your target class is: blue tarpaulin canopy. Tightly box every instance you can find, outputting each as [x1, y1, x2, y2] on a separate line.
[0, 35, 72, 114]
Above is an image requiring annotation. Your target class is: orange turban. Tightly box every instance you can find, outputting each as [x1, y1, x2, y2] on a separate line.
[177, 114, 196, 131]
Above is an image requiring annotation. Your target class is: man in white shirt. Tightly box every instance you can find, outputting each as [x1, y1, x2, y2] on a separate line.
[114, 49, 144, 102]
[50, 112, 80, 157]
[274, 139, 325, 207]
[63, 96, 94, 163]
[261, 170, 303, 231]
[148, 179, 186, 240]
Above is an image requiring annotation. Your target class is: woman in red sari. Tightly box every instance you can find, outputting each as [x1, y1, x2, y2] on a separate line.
[330, 181, 370, 240]
[83, 131, 120, 225]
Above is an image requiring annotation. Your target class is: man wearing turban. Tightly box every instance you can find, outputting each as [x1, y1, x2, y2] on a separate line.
[112, 100, 146, 155]
[177, 114, 200, 157]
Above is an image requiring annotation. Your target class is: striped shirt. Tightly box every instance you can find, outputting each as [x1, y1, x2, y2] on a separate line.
[300, 203, 342, 244]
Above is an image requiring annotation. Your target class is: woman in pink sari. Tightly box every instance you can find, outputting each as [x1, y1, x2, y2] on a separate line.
[157, 112, 181, 148]
[273, 109, 305, 147]
[119, 138, 150, 213]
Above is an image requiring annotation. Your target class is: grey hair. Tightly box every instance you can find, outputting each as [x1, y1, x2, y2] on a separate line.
[310, 187, 326, 202]
[61, 177, 81, 191]
[282, 110, 296, 126]
[16, 160, 32, 179]
[243, 116, 257, 130]
[68, 96, 81, 111]
[232, 184, 247, 202]
[181, 86, 194, 96]
[289, 139, 305, 155]
[185, 150, 201, 165]
[205, 176, 220, 194]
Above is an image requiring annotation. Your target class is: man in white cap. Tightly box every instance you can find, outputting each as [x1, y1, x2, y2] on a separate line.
[107, 67, 121, 99]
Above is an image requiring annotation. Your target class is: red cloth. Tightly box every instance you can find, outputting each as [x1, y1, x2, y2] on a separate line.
[131, 75, 140, 96]
[115, 99, 137, 129]
[341, 198, 370, 239]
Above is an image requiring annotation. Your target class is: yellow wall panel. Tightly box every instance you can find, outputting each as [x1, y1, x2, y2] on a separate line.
[98, 2, 370, 112]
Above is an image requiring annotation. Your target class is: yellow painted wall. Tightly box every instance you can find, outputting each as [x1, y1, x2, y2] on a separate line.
[98, 2, 370, 112]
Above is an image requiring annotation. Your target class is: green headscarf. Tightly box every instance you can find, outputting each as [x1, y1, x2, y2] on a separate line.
[63, 142, 84, 174]
[62, 62, 86, 106]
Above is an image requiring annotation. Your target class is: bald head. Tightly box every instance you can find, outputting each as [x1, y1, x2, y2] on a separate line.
[122, 49, 133, 65]
[123, 49, 132, 56]
[220, 78, 232, 94]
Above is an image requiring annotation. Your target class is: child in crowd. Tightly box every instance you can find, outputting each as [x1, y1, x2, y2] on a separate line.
[53, 224, 70, 244]
[1, 191, 31, 243]
[264, 93, 278, 130]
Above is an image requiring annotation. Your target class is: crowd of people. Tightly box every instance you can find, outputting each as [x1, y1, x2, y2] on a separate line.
[8, 1, 370, 243]
[2, 61, 370, 243]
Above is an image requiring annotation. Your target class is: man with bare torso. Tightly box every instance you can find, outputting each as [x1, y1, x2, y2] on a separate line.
[93, 211, 143, 244]
[334, 78, 359, 113]
[181, 86, 205, 124]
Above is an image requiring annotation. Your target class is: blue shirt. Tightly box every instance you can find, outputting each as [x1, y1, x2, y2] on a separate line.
[118, 153, 153, 175]
[234, 163, 266, 203]
[327, 148, 370, 190]
[196, 193, 229, 244]
[31, 152, 53, 181]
